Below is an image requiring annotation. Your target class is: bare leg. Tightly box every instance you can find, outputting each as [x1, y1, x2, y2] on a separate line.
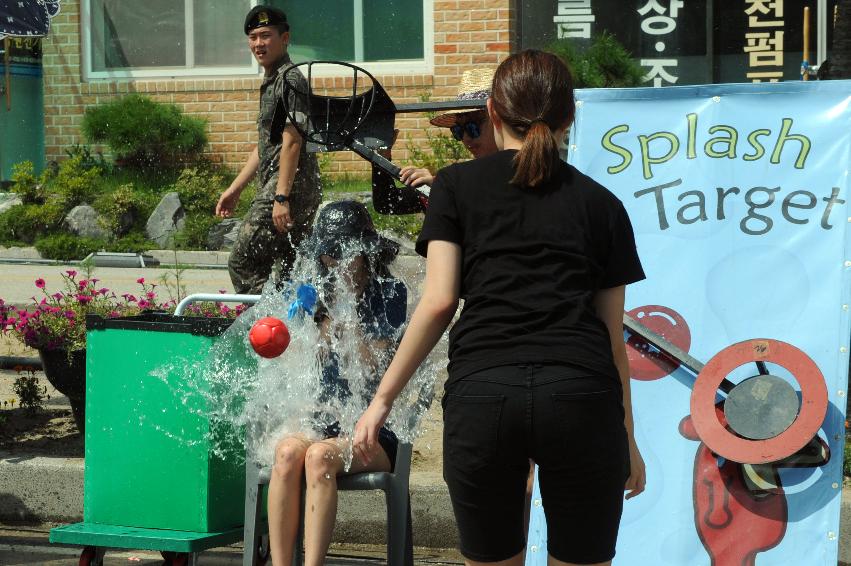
[302, 437, 391, 566]
[268, 436, 310, 566]
[523, 459, 535, 536]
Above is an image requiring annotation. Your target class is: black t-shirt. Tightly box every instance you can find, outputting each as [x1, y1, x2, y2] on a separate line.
[416, 150, 645, 384]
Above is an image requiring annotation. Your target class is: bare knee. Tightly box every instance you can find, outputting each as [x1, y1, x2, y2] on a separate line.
[304, 443, 340, 486]
[272, 438, 307, 481]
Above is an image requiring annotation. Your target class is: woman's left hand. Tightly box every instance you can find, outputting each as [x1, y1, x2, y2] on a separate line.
[624, 440, 646, 499]
[353, 399, 393, 464]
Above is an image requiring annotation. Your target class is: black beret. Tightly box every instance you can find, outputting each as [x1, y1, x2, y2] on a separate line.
[244, 5, 288, 35]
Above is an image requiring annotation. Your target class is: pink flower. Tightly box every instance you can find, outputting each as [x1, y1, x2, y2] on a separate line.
[90, 278, 100, 284]
[136, 278, 145, 284]
[66, 270, 77, 278]
[52, 292, 63, 300]
[138, 300, 151, 309]
[124, 294, 137, 303]
[145, 291, 156, 300]
[78, 280, 88, 290]
[64, 311, 76, 319]
[76, 295, 93, 304]
[35, 278, 46, 289]
[98, 288, 109, 295]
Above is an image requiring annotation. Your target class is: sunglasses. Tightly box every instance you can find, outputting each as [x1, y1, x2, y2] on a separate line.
[450, 120, 483, 142]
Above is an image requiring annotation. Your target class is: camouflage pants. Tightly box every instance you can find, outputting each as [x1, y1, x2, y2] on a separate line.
[228, 175, 321, 295]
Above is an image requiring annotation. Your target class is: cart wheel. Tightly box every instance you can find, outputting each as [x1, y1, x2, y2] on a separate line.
[256, 534, 270, 565]
[79, 546, 104, 566]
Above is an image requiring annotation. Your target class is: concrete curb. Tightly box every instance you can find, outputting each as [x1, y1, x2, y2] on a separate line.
[5, 453, 851, 561]
[0, 454, 457, 549]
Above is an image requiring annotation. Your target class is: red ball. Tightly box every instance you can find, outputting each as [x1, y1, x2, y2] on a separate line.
[249, 317, 291, 358]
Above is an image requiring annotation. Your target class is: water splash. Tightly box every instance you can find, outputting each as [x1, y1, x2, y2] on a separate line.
[150, 233, 444, 472]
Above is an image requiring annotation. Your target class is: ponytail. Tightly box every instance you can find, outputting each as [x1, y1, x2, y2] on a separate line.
[512, 120, 560, 187]
[491, 50, 575, 188]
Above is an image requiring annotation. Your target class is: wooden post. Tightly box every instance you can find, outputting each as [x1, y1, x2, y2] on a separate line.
[803, 6, 811, 81]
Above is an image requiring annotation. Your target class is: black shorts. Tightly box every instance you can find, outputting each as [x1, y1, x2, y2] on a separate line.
[320, 421, 399, 472]
[442, 364, 629, 564]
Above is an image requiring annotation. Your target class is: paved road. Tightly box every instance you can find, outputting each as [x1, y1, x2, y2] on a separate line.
[0, 525, 462, 565]
[0, 262, 235, 306]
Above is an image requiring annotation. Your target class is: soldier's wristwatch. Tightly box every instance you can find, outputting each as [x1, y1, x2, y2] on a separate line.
[273, 194, 290, 204]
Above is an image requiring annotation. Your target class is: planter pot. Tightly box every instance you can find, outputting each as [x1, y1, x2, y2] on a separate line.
[38, 348, 86, 434]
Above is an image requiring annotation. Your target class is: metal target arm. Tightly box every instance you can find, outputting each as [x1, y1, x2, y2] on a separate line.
[349, 139, 402, 178]
[623, 313, 735, 394]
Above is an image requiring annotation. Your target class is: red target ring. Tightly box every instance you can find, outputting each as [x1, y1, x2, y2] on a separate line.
[690, 339, 828, 464]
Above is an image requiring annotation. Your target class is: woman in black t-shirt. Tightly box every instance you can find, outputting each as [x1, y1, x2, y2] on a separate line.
[355, 50, 646, 566]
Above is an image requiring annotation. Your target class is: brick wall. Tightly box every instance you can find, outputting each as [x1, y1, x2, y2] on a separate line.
[41, 0, 514, 177]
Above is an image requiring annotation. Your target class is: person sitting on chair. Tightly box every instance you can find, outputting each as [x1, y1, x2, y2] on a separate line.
[266, 200, 407, 566]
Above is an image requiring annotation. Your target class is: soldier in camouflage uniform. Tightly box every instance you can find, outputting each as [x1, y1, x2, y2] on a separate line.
[216, 5, 321, 295]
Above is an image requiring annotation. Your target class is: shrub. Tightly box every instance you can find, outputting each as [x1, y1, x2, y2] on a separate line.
[12, 367, 46, 416]
[52, 155, 101, 208]
[0, 203, 64, 244]
[66, 143, 112, 175]
[368, 203, 423, 241]
[82, 94, 208, 167]
[174, 214, 219, 250]
[406, 129, 469, 174]
[172, 167, 225, 214]
[105, 232, 158, 253]
[35, 234, 105, 261]
[545, 32, 645, 88]
[10, 161, 45, 204]
[94, 183, 138, 236]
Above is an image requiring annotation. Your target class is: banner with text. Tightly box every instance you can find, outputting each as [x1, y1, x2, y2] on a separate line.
[525, 80, 851, 566]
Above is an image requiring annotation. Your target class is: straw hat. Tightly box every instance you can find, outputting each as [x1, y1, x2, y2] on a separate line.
[429, 68, 495, 128]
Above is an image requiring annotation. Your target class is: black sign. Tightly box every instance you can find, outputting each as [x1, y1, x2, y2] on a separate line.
[0, 0, 61, 38]
[0, 36, 42, 65]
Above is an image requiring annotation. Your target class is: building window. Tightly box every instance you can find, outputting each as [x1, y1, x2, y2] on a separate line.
[84, 0, 255, 78]
[83, 0, 432, 79]
[280, 0, 425, 63]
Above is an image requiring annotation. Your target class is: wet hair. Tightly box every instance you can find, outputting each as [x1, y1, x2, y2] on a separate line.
[490, 49, 575, 187]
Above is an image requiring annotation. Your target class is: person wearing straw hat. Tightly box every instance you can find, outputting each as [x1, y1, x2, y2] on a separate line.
[372, 68, 499, 215]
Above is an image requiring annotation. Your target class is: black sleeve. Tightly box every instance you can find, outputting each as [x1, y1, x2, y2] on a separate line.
[599, 200, 646, 289]
[372, 165, 426, 215]
[415, 168, 461, 257]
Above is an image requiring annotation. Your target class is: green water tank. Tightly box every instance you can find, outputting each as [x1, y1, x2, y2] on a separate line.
[83, 313, 254, 532]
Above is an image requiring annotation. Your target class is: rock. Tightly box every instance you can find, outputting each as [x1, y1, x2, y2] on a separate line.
[64, 205, 111, 240]
[146, 192, 186, 247]
[0, 193, 22, 215]
[206, 218, 241, 251]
